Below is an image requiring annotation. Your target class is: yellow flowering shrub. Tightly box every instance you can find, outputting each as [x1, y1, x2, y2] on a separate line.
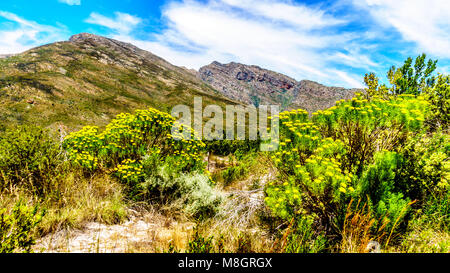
[114, 159, 144, 184]
[63, 107, 206, 179]
[265, 94, 432, 235]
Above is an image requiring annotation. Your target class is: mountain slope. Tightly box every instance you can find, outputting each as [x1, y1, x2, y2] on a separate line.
[0, 33, 360, 133]
[0, 33, 238, 131]
[198, 61, 359, 112]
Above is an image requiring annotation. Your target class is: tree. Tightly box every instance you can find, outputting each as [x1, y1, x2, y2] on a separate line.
[387, 53, 437, 95]
[364, 54, 438, 98]
[364, 72, 388, 99]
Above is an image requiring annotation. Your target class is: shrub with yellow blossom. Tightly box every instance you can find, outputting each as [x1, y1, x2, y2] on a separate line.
[265, 94, 432, 236]
[63, 107, 206, 183]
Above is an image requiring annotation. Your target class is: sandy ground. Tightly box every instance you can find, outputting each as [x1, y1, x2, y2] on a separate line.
[34, 211, 195, 253]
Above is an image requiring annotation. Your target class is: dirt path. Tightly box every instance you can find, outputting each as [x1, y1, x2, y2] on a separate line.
[34, 211, 195, 253]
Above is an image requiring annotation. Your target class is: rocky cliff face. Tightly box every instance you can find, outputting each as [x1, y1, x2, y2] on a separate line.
[199, 61, 359, 112]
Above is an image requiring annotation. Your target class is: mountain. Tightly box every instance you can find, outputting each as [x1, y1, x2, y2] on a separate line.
[0, 33, 359, 133]
[198, 61, 359, 112]
[0, 33, 238, 131]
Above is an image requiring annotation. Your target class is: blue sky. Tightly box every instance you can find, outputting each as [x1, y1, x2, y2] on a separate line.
[0, 0, 449, 88]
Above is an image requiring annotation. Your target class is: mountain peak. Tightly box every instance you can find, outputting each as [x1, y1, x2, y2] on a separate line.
[69, 33, 110, 43]
[68, 33, 137, 51]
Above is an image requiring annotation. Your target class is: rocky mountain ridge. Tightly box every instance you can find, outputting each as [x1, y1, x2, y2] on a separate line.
[199, 61, 359, 112]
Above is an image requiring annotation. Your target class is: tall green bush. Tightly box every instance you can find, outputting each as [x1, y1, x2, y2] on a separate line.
[0, 201, 45, 253]
[0, 125, 61, 195]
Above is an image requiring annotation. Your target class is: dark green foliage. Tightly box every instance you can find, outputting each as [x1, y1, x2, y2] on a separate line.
[214, 152, 257, 187]
[357, 152, 403, 205]
[221, 165, 248, 187]
[0, 75, 54, 95]
[205, 139, 260, 157]
[0, 201, 45, 253]
[0, 125, 61, 195]
[422, 190, 450, 231]
[351, 151, 414, 235]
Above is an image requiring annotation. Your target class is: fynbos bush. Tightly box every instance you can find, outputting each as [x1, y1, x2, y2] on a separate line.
[142, 157, 222, 219]
[0, 125, 61, 195]
[265, 94, 430, 240]
[0, 201, 45, 253]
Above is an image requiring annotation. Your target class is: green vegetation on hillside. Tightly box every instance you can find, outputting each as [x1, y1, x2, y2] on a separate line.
[0, 37, 238, 132]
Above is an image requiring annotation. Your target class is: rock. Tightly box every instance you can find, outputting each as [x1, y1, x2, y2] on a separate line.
[365, 241, 381, 253]
[58, 67, 67, 75]
[198, 61, 360, 112]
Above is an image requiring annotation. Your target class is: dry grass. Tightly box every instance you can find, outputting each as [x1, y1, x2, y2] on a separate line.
[195, 176, 277, 253]
[395, 227, 450, 253]
[3, 152, 276, 253]
[37, 171, 128, 235]
[340, 199, 387, 253]
[0, 169, 129, 243]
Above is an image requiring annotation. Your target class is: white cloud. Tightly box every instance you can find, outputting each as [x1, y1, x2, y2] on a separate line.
[221, 0, 347, 29]
[354, 0, 450, 58]
[327, 49, 379, 70]
[85, 12, 141, 35]
[58, 0, 81, 5]
[330, 69, 364, 88]
[86, 1, 368, 88]
[0, 11, 68, 54]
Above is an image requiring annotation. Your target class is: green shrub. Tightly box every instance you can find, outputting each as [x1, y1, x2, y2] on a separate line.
[0, 201, 45, 253]
[357, 152, 400, 202]
[421, 190, 450, 231]
[141, 155, 222, 219]
[205, 139, 259, 157]
[63, 108, 206, 174]
[63, 108, 208, 206]
[397, 132, 449, 201]
[0, 125, 61, 195]
[283, 217, 328, 253]
[216, 153, 257, 187]
[424, 74, 450, 130]
[355, 152, 411, 233]
[265, 94, 429, 238]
